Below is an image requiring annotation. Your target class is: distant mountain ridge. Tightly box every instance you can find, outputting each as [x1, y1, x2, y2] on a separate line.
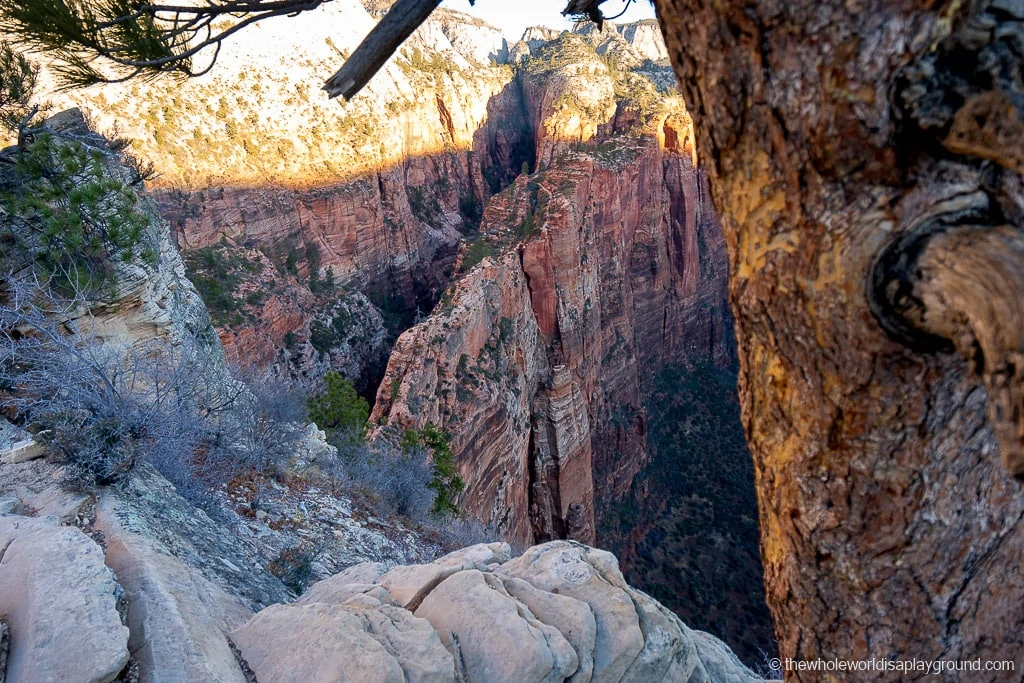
[29, 1, 671, 190]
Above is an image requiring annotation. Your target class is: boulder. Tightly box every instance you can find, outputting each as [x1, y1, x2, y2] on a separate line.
[0, 515, 129, 683]
[296, 562, 388, 606]
[499, 543, 646, 682]
[0, 439, 46, 465]
[376, 542, 512, 610]
[95, 497, 254, 683]
[231, 599, 453, 683]
[235, 540, 762, 683]
[415, 569, 578, 683]
[499, 575, 598, 683]
[377, 562, 462, 610]
[232, 602, 403, 683]
[354, 601, 453, 683]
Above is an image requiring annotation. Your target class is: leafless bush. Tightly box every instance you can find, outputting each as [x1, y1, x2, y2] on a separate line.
[434, 518, 501, 554]
[329, 438, 434, 521]
[123, 152, 158, 186]
[0, 273, 303, 501]
[2, 288, 227, 486]
[228, 366, 307, 476]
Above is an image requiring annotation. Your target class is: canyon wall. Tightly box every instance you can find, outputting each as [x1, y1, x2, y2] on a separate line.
[370, 139, 731, 545]
[39, 1, 534, 387]
[35, 8, 773, 665]
[356, 26, 772, 665]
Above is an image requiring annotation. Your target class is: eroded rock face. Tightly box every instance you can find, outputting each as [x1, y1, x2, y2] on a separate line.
[159, 158, 472, 315]
[372, 138, 730, 548]
[17, 110, 221, 361]
[0, 516, 129, 683]
[95, 488, 257, 683]
[232, 541, 762, 683]
[181, 242, 391, 391]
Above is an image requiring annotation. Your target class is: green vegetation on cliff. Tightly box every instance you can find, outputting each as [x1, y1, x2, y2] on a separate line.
[307, 371, 369, 442]
[183, 243, 263, 326]
[1, 131, 153, 296]
[402, 422, 464, 518]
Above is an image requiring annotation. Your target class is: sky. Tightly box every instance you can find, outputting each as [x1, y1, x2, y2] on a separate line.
[443, 0, 657, 41]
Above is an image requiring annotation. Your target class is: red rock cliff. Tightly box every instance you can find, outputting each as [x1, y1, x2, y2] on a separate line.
[370, 134, 730, 546]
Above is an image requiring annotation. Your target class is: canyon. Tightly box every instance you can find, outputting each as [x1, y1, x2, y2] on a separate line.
[0, 107, 765, 682]
[37, 2, 774, 666]
[12, 0, 1024, 676]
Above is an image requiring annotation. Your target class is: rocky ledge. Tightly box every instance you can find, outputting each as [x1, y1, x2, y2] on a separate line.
[0, 455, 762, 682]
[233, 541, 762, 683]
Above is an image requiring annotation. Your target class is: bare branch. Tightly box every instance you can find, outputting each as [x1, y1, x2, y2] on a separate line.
[0, 0, 330, 87]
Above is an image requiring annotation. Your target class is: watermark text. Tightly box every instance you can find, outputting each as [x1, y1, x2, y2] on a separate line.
[767, 657, 1015, 676]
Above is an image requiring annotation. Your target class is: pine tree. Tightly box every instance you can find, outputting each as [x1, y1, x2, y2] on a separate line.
[306, 372, 369, 442]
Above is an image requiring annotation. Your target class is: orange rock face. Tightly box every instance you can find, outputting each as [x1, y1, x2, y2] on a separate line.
[158, 161, 466, 311]
[371, 137, 731, 547]
[155, 82, 536, 387]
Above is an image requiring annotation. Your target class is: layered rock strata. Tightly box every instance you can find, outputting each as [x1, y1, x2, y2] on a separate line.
[371, 136, 730, 547]
[19, 110, 219, 358]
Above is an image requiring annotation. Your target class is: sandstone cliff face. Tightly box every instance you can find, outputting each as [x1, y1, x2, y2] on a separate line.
[143, 16, 687, 402]
[615, 20, 671, 63]
[371, 136, 731, 546]
[181, 242, 390, 390]
[92, 5, 535, 390]
[368, 32, 730, 547]
[38, 1, 532, 367]
[3, 110, 220, 362]
[355, 26, 772, 665]
[40, 2, 516, 188]
[161, 156, 467, 311]
[574, 20, 671, 67]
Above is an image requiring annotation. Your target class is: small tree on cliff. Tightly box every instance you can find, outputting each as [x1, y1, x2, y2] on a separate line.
[402, 423, 464, 517]
[0, 40, 37, 133]
[306, 371, 369, 444]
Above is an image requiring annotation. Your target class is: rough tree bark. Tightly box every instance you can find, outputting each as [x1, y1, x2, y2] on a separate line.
[652, 0, 1024, 678]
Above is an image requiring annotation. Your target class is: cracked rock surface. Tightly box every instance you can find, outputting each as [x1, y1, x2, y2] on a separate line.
[0, 516, 129, 683]
[231, 541, 762, 683]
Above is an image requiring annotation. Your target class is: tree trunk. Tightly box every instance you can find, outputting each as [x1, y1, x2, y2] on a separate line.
[653, 0, 1024, 677]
